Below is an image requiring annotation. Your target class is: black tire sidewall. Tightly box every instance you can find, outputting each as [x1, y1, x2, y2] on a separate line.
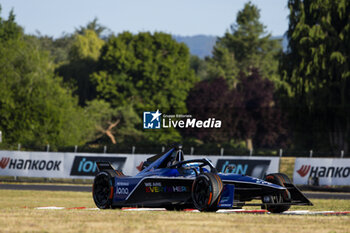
[93, 171, 113, 209]
[192, 173, 223, 212]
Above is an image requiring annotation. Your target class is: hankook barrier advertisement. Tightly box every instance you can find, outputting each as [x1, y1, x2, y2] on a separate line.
[0, 151, 67, 178]
[0, 150, 279, 179]
[0, 151, 129, 179]
[293, 158, 350, 185]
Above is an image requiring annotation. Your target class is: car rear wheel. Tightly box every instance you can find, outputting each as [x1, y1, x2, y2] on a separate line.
[93, 171, 114, 209]
[192, 173, 223, 212]
[263, 173, 291, 213]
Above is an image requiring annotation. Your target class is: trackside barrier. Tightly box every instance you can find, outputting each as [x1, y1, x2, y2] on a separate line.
[0, 151, 279, 179]
[293, 158, 350, 185]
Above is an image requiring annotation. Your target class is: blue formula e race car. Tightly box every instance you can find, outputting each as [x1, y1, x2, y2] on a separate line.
[92, 144, 312, 213]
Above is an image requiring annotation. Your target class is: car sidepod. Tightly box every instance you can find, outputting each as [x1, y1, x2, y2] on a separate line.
[111, 175, 194, 208]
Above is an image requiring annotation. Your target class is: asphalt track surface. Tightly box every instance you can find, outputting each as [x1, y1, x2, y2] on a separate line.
[1, 183, 350, 199]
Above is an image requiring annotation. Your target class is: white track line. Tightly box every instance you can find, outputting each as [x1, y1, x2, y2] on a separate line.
[35, 207, 65, 210]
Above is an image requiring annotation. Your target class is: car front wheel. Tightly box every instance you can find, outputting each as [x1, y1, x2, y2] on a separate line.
[192, 173, 223, 212]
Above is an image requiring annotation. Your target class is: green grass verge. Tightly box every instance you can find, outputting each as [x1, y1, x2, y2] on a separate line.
[0, 176, 93, 184]
[0, 190, 349, 233]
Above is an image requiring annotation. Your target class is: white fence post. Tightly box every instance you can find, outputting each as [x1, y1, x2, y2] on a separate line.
[309, 150, 313, 158]
[190, 147, 194, 155]
[220, 148, 224, 156]
[103, 146, 107, 153]
[132, 146, 135, 154]
[46, 144, 50, 152]
[279, 148, 283, 157]
[341, 150, 344, 158]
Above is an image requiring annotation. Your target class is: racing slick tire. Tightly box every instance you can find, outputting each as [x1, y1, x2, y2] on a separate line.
[262, 173, 292, 213]
[93, 171, 115, 209]
[192, 173, 223, 212]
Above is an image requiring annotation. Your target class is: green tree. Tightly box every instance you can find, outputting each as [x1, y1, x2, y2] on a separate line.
[209, 2, 282, 86]
[0, 7, 22, 42]
[34, 33, 74, 65]
[69, 29, 105, 61]
[190, 55, 208, 80]
[281, 0, 350, 152]
[92, 32, 196, 112]
[75, 18, 108, 38]
[57, 29, 105, 105]
[0, 8, 92, 148]
[206, 45, 238, 86]
[91, 32, 196, 143]
[84, 100, 143, 144]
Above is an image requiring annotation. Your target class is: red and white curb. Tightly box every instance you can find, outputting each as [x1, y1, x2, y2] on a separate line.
[30, 206, 350, 215]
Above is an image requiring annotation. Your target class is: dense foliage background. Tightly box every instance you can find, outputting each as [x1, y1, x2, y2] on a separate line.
[0, 1, 349, 155]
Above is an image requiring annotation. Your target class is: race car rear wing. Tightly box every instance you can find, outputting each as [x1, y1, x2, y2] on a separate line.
[96, 161, 119, 176]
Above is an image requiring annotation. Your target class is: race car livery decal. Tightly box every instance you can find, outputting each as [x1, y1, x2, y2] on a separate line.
[122, 177, 193, 204]
[145, 186, 189, 193]
[116, 187, 129, 195]
[144, 181, 189, 193]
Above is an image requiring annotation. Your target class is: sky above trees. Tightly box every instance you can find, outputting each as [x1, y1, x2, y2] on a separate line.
[0, 0, 289, 38]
